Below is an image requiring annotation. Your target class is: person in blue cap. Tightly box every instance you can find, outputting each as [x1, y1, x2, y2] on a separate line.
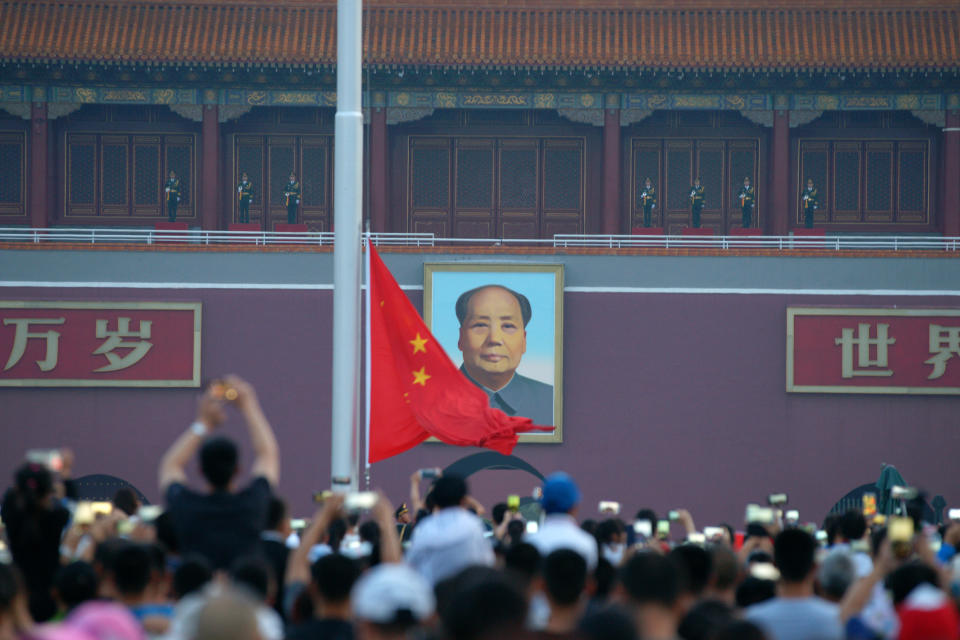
[527, 472, 598, 571]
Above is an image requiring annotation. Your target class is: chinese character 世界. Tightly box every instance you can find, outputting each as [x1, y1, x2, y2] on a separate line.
[834, 323, 895, 378]
[924, 324, 960, 380]
[3, 317, 66, 372]
[93, 318, 153, 372]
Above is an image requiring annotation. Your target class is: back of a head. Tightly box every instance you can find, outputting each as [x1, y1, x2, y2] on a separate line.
[492, 503, 508, 526]
[886, 561, 941, 606]
[669, 544, 713, 597]
[735, 577, 777, 608]
[578, 605, 638, 640]
[310, 553, 361, 604]
[192, 588, 260, 640]
[709, 545, 740, 592]
[113, 543, 152, 597]
[543, 549, 587, 606]
[265, 496, 287, 532]
[111, 489, 140, 517]
[432, 475, 468, 509]
[822, 513, 841, 546]
[351, 563, 436, 635]
[817, 552, 856, 601]
[839, 509, 867, 542]
[773, 529, 816, 583]
[678, 599, 734, 640]
[596, 519, 624, 545]
[441, 571, 528, 640]
[635, 509, 658, 527]
[620, 551, 679, 608]
[55, 561, 99, 611]
[713, 620, 769, 640]
[503, 543, 541, 588]
[199, 436, 238, 491]
[14, 463, 53, 509]
[229, 555, 273, 603]
[174, 555, 213, 600]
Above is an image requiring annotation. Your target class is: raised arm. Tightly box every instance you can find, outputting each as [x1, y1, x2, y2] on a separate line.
[159, 388, 226, 494]
[371, 492, 403, 564]
[286, 494, 345, 586]
[225, 375, 280, 488]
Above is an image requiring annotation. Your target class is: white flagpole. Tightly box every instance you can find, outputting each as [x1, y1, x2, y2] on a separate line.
[330, 0, 363, 493]
[363, 232, 372, 487]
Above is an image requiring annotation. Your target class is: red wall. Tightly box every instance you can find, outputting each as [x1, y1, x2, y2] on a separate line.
[2, 286, 958, 528]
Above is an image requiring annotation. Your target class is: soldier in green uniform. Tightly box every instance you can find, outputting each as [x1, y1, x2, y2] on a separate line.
[164, 170, 180, 222]
[237, 172, 254, 223]
[283, 173, 301, 224]
[689, 177, 705, 228]
[737, 176, 755, 228]
[801, 178, 819, 229]
[640, 177, 657, 228]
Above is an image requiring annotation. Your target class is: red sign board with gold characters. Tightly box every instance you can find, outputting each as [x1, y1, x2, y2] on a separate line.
[0, 302, 201, 387]
[787, 307, 960, 395]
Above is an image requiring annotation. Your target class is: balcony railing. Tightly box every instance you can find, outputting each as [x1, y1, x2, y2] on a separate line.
[0, 227, 957, 252]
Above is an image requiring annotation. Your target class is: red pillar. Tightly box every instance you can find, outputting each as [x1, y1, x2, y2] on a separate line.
[944, 110, 960, 237]
[30, 103, 48, 228]
[769, 109, 790, 235]
[201, 104, 220, 230]
[601, 108, 621, 234]
[370, 107, 388, 232]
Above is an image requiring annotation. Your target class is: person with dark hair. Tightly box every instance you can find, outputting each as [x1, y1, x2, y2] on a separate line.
[159, 375, 279, 570]
[503, 542, 541, 597]
[351, 563, 435, 640]
[832, 509, 873, 577]
[541, 549, 588, 635]
[678, 599, 734, 640]
[52, 561, 99, 618]
[172, 555, 212, 601]
[713, 620, 769, 640]
[736, 576, 777, 608]
[455, 284, 554, 426]
[406, 474, 493, 585]
[394, 503, 412, 543]
[113, 542, 174, 636]
[230, 555, 283, 640]
[260, 496, 291, 621]
[2, 450, 76, 622]
[578, 605, 637, 640]
[885, 561, 958, 640]
[705, 545, 739, 605]
[745, 529, 842, 640]
[112, 488, 140, 518]
[669, 544, 713, 607]
[439, 569, 528, 640]
[822, 513, 841, 547]
[285, 554, 360, 640]
[596, 519, 627, 567]
[619, 551, 682, 640]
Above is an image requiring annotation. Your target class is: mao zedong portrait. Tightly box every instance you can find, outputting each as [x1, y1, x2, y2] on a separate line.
[455, 285, 554, 426]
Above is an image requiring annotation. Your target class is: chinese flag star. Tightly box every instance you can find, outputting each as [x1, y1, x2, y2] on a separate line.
[412, 366, 431, 386]
[410, 333, 428, 354]
[367, 244, 550, 463]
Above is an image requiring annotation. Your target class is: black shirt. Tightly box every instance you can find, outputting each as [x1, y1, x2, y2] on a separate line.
[165, 477, 271, 570]
[285, 618, 354, 640]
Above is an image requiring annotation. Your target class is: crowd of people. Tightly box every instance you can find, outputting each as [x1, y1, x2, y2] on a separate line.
[2, 376, 959, 640]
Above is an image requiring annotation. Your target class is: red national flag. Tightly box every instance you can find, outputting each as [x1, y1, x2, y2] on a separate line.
[367, 244, 550, 463]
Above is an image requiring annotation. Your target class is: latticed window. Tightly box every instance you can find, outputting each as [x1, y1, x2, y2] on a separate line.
[407, 136, 585, 238]
[69, 142, 96, 206]
[866, 149, 893, 213]
[898, 149, 924, 213]
[456, 146, 494, 210]
[134, 144, 160, 207]
[101, 145, 128, 206]
[543, 146, 581, 211]
[269, 146, 295, 208]
[236, 144, 263, 205]
[0, 134, 24, 210]
[500, 146, 537, 210]
[667, 144, 693, 210]
[834, 149, 860, 212]
[301, 144, 327, 207]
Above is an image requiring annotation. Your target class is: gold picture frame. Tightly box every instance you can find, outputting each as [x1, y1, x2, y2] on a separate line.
[424, 263, 564, 443]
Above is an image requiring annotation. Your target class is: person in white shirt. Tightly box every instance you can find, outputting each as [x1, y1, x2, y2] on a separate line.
[527, 472, 598, 571]
[405, 474, 494, 586]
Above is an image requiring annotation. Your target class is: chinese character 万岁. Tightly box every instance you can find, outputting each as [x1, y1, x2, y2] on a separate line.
[93, 318, 153, 372]
[3, 317, 66, 372]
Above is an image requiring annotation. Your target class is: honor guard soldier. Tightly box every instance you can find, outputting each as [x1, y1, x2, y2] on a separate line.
[689, 178, 705, 228]
[164, 170, 181, 222]
[237, 172, 254, 223]
[801, 178, 819, 229]
[283, 173, 301, 224]
[640, 177, 657, 228]
[737, 176, 755, 228]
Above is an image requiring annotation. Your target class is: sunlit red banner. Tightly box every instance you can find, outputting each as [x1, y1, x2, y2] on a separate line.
[787, 307, 960, 395]
[0, 302, 201, 387]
